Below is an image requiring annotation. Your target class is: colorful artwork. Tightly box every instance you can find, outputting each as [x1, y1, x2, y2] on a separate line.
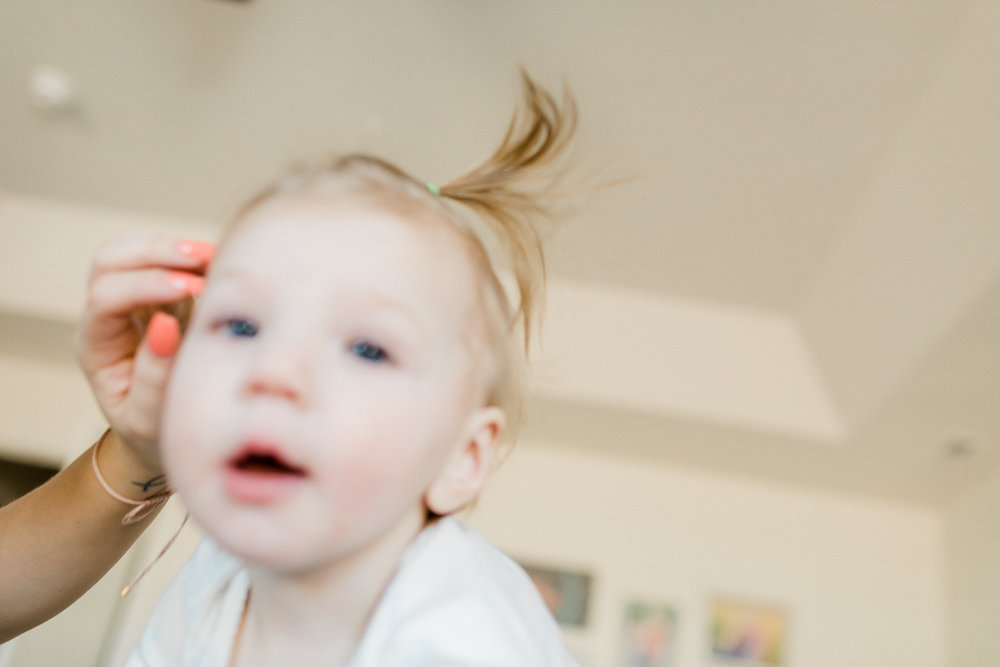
[520, 562, 591, 627]
[621, 600, 679, 667]
[710, 598, 787, 665]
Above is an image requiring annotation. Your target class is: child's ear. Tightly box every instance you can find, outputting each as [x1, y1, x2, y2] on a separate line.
[424, 406, 505, 517]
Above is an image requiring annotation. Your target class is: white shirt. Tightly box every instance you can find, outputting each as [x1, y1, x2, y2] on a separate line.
[127, 518, 578, 666]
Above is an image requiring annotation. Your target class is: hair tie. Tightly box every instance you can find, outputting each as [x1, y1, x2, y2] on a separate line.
[425, 181, 441, 197]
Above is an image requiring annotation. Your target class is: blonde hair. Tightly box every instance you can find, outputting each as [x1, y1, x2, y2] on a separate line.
[228, 70, 576, 433]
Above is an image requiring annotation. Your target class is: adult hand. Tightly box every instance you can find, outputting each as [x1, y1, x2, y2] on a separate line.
[75, 234, 213, 471]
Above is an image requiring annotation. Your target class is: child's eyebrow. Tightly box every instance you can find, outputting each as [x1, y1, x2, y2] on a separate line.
[333, 291, 430, 339]
[197, 269, 265, 302]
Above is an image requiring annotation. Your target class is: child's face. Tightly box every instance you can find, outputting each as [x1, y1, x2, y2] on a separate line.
[161, 195, 495, 572]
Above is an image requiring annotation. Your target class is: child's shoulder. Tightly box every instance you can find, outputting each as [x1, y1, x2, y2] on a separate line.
[409, 518, 538, 598]
[350, 518, 578, 667]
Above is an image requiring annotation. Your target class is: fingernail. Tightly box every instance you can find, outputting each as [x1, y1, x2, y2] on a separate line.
[148, 312, 181, 358]
[166, 272, 205, 295]
[178, 240, 215, 263]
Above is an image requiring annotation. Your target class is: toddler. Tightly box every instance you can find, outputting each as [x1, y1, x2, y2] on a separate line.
[128, 72, 578, 666]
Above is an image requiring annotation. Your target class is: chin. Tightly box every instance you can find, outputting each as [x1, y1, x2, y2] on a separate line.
[215, 529, 295, 567]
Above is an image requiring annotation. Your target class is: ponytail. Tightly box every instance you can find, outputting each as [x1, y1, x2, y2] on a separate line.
[438, 70, 577, 351]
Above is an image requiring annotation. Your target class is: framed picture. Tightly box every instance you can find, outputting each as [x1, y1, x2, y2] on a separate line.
[519, 562, 592, 627]
[621, 600, 679, 667]
[709, 597, 788, 666]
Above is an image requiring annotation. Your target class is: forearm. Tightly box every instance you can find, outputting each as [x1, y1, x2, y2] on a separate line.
[0, 431, 165, 642]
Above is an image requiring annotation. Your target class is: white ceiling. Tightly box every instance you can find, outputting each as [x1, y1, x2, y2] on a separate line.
[1, 0, 998, 508]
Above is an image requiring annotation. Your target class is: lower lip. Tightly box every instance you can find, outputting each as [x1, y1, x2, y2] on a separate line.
[223, 467, 307, 504]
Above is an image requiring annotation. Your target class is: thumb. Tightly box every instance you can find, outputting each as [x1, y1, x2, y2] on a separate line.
[127, 312, 181, 446]
[146, 311, 182, 359]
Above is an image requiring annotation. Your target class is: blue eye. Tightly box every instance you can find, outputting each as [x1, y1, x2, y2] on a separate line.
[350, 340, 388, 362]
[225, 318, 259, 338]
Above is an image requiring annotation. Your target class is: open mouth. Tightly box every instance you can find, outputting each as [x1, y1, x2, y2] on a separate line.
[230, 450, 307, 477]
[224, 443, 308, 503]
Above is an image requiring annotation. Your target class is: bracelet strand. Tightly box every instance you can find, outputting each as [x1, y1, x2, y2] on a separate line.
[90, 428, 189, 596]
[91, 429, 172, 524]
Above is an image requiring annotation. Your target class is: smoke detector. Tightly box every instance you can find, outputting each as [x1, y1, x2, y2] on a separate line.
[28, 65, 79, 112]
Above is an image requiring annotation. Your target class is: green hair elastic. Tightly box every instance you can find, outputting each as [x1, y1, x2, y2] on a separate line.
[425, 181, 441, 197]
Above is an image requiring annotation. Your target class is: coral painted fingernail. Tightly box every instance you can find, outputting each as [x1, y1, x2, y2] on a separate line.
[166, 272, 205, 295]
[178, 240, 215, 263]
[147, 312, 181, 358]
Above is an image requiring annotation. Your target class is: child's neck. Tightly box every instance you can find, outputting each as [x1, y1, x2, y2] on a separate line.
[230, 511, 427, 667]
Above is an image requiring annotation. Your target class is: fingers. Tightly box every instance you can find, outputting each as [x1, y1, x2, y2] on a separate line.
[75, 235, 213, 374]
[89, 234, 214, 278]
[82, 234, 212, 326]
[76, 269, 203, 371]
[85, 268, 205, 320]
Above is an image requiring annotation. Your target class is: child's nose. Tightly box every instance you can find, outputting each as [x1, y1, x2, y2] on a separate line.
[242, 341, 313, 405]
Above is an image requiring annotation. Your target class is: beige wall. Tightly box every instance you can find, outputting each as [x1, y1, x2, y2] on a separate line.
[468, 442, 946, 667]
[945, 469, 1000, 667]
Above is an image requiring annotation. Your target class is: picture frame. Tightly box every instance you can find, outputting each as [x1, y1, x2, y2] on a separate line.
[621, 599, 679, 667]
[519, 561, 592, 628]
[709, 597, 788, 666]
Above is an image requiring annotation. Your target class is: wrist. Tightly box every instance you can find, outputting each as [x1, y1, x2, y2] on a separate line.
[95, 429, 168, 500]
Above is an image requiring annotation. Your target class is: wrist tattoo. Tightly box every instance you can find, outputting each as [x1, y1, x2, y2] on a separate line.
[132, 474, 167, 493]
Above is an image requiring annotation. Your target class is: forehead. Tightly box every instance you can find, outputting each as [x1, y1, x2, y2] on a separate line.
[211, 195, 483, 324]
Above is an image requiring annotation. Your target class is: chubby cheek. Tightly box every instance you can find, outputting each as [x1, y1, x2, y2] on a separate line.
[161, 359, 218, 494]
[320, 424, 453, 523]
